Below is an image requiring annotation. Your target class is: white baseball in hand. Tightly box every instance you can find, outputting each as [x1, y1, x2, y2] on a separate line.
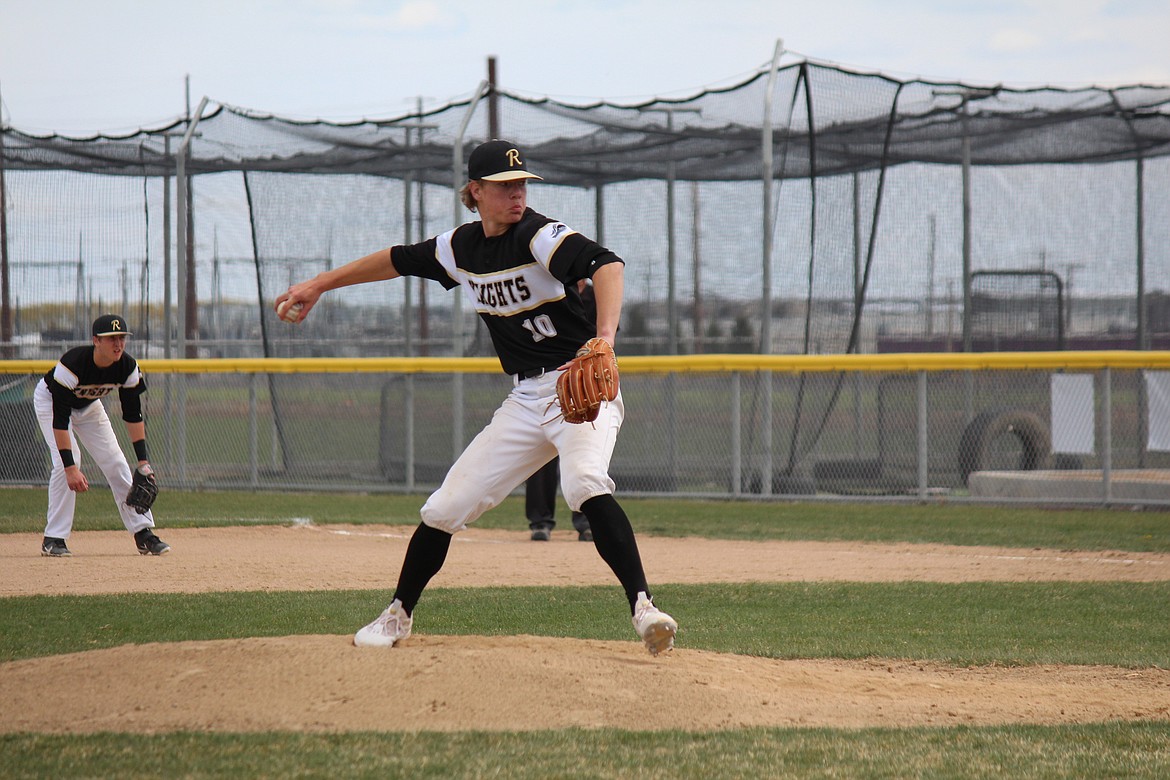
[277, 299, 304, 323]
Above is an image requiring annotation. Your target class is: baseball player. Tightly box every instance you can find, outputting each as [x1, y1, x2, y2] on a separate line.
[33, 314, 170, 557]
[276, 139, 677, 656]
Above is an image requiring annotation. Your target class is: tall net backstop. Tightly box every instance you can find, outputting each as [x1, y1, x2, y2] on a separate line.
[2, 55, 1170, 496]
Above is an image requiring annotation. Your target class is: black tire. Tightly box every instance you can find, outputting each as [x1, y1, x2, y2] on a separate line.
[958, 409, 1051, 486]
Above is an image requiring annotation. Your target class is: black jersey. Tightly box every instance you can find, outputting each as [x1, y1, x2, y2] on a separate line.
[43, 346, 146, 430]
[391, 208, 623, 376]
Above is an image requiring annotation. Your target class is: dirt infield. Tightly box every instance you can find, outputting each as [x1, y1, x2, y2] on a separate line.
[2, 524, 1169, 733]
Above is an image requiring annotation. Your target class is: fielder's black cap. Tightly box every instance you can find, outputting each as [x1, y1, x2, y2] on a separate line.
[92, 314, 132, 337]
[468, 140, 543, 182]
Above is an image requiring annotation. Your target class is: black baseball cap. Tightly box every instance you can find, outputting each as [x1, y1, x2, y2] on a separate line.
[467, 140, 543, 182]
[92, 314, 133, 337]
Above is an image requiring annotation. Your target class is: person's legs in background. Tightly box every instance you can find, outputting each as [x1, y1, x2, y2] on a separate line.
[525, 457, 559, 541]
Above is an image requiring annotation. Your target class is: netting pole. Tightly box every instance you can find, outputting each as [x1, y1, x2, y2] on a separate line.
[1106, 90, 1149, 466]
[0, 100, 12, 359]
[174, 97, 208, 486]
[249, 373, 259, 487]
[159, 134, 178, 462]
[1136, 157, 1146, 350]
[594, 183, 605, 245]
[1102, 368, 1113, 504]
[692, 181, 702, 353]
[852, 173, 862, 456]
[175, 96, 208, 361]
[916, 371, 928, 500]
[960, 100, 972, 353]
[403, 124, 415, 491]
[451, 80, 490, 459]
[761, 38, 783, 355]
[163, 135, 172, 359]
[243, 172, 294, 475]
[759, 38, 784, 495]
[74, 253, 84, 338]
[731, 372, 742, 496]
[1105, 90, 1148, 352]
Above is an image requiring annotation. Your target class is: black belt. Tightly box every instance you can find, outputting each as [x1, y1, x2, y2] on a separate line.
[516, 367, 556, 380]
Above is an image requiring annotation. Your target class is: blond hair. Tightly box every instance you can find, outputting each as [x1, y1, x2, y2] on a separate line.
[459, 182, 477, 212]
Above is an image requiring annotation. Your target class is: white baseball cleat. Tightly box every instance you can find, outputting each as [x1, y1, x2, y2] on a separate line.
[632, 591, 677, 656]
[353, 599, 413, 647]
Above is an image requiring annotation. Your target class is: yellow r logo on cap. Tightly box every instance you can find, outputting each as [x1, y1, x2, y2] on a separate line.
[506, 149, 522, 167]
[112, 320, 122, 331]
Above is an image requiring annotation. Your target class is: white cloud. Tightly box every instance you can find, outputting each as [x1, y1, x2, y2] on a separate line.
[394, 1, 455, 29]
[988, 28, 1044, 53]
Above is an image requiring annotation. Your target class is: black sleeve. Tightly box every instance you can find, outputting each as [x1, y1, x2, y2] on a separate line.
[391, 239, 460, 290]
[548, 233, 624, 284]
[116, 355, 146, 422]
[47, 380, 75, 430]
[118, 379, 146, 423]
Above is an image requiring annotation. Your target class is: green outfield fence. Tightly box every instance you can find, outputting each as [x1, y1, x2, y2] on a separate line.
[4, 351, 1170, 507]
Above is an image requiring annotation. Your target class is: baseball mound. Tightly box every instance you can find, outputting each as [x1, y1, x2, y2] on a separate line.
[3, 524, 1170, 733]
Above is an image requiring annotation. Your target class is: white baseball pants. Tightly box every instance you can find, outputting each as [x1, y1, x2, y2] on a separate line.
[421, 370, 622, 534]
[34, 379, 156, 539]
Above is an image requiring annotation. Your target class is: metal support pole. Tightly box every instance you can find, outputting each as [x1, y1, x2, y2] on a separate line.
[933, 88, 992, 353]
[759, 39, 785, 497]
[249, 373, 259, 487]
[960, 104, 973, 352]
[399, 111, 439, 489]
[0, 98, 12, 359]
[595, 184, 605, 245]
[403, 137, 416, 492]
[1136, 157, 1146, 349]
[917, 370, 929, 499]
[638, 107, 699, 355]
[692, 181, 702, 353]
[926, 214, 937, 336]
[163, 136, 173, 358]
[667, 153, 677, 355]
[405, 378, 415, 492]
[172, 98, 208, 486]
[731, 372, 742, 496]
[761, 38, 784, 355]
[176, 96, 208, 360]
[1102, 367, 1113, 505]
[450, 80, 490, 457]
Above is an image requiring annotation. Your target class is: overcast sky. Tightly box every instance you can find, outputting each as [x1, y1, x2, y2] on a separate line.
[2, 0, 1168, 136]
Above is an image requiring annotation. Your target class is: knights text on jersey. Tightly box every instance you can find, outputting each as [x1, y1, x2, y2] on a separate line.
[390, 208, 623, 375]
[43, 346, 146, 429]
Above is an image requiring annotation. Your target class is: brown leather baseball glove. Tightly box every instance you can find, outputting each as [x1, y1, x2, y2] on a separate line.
[555, 338, 620, 424]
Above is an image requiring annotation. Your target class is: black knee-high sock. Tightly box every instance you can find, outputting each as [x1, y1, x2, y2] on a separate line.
[392, 522, 452, 615]
[581, 494, 649, 613]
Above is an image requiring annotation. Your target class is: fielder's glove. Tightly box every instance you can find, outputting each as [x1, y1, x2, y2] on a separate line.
[125, 464, 159, 514]
[555, 337, 620, 424]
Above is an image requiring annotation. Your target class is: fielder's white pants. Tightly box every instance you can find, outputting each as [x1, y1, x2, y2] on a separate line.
[34, 379, 155, 539]
[421, 370, 622, 534]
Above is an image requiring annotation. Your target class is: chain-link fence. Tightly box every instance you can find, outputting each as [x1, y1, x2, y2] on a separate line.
[4, 353, 1168, 506]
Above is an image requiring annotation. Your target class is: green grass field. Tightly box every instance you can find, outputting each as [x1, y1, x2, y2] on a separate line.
[3, 488, 1169, 778]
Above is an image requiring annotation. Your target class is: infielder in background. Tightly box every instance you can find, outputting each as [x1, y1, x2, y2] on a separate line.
[276, 139, 677, 656]
[33, 314, 170, 557]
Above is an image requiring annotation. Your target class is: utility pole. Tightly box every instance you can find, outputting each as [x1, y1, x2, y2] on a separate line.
[487, 56, 499, 138]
